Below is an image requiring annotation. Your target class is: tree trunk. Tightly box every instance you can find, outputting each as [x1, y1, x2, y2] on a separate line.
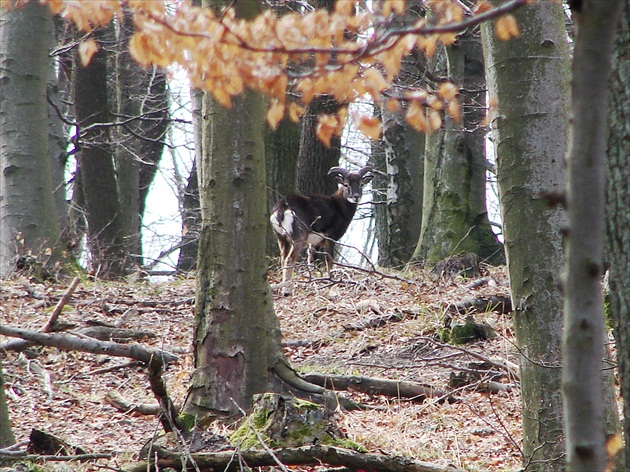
[115, 13, 168, 267]
[183, 0, 288, 417]
[295, 0, 340, 198]
[0, 358, 15, 448]
[0, 1, 63, 277]
[266, 119, 300, 256]
[414, 30, 502, 264]
[374, 104, 424, 268]
[74, 27, 126, 277]
[177, 86, 203, 273]
[176, 158, 201, 273]
[607, 2, 630, 469]
[47, 19, 72, 237]
[562, 2, 622, 469]
[296, 95, 342, 197]
[481, 3, 570, 470]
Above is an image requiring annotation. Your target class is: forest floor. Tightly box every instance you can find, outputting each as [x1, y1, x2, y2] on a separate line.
[1, 262, 523, 471]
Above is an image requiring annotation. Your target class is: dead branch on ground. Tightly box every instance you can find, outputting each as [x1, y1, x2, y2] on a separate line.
[0, 276, 81, 352]
[128, 444, 467, 472]
[0, 324, 178, 365]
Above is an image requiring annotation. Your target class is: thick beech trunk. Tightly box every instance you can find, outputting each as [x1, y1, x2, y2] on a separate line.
[481, 3, 570, 470]
[0, 2, 63, 276]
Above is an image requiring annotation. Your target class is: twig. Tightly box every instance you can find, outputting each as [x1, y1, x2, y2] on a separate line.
[417, 336, 520, 381]
[43, 276, 81, 332]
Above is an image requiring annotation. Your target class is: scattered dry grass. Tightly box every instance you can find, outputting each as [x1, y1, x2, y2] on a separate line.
[1, 264, 522, 471]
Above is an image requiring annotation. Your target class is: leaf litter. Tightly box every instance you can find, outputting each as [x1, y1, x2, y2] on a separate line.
[1, 265, 523, 470]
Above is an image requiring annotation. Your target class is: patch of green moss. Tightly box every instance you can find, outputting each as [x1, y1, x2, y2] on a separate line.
[318, 434, 367, 452]
[177, 412, 196, 431]
[229, 408, 279, 450]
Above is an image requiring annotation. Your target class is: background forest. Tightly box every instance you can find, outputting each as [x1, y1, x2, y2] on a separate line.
[0, 1, 628, 471]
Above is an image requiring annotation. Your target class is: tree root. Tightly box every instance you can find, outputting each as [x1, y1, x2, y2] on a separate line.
[301, 372, 459, 403]
[272, 361, 370, 410]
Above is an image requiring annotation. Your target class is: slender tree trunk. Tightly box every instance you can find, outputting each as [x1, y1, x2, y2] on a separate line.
[176, 159, 200, 273]
[481, 3, 570, 470]
[0, 358, 15, 448]
[74, 27, 126, 276]
[0, 2, 63, 277]
[562, 1, 622, 471]
[177, 86, 203, 272]
[607, 2, 630, 469]
[115, 13, 169, 267]
[375, 106, 424, 267]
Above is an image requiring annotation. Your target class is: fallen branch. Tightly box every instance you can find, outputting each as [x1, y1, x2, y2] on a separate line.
[0, 324, 178, 365]
[418, 336, 519, 381]
[127, 444, 466, 472]
[104, 390, 162, 416]
[301, 373, 458, 404]
[0, 276, 80, 352]
[0, 452, 111, 462]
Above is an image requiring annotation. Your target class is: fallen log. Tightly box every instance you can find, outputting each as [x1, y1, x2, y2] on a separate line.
[128, 444, 466, 472]
[0, 324, 178, 365]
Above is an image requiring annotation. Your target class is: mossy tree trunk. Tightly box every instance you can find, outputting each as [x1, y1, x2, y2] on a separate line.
[481, 3, 570, 470]
[0, 2, 63, 277]
[413, 29, 502, 264]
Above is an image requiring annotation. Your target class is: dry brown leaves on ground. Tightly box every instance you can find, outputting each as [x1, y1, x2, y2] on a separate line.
[1, 265, 522, 471]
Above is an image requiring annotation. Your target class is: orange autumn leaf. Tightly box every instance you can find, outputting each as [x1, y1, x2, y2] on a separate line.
[356, 115, 382, 141]
[495, 14, 520, 41]
[474, 0, 492, 14]
[79, 38, 98, 66]
[316, 114, 339, 147]
[266, 99, 285, 129]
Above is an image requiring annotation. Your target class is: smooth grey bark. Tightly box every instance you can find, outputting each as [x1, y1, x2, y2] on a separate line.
[414, 30, 502, 264]
[481, 3, 570, 470]
[607, 1, 630, 469]
[374, 107, 424, 267]
[373, 47, 425, 268]
[47, 22, 72, 235]
[561, 1, 622, 471]
[0, 2, 63, 277]
[177, 86, 202, 272]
